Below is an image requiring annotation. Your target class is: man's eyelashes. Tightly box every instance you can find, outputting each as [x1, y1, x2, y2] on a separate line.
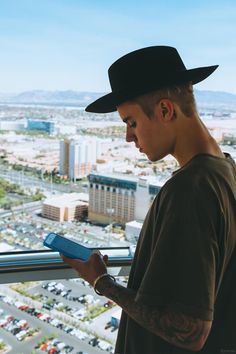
[128, 121, 136, 128]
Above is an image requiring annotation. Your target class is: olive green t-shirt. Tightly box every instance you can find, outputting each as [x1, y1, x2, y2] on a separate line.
[115, 153, 236, 354]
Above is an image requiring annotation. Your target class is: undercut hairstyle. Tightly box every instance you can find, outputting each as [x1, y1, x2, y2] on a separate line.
[133, 82, 198, 118]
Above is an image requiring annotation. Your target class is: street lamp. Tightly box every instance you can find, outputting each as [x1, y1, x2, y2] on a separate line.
[106, 207, 114, 246]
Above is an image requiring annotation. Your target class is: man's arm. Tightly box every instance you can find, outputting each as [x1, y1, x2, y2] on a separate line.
[61, 253, 212, 352]
[97, 276, 212, 352]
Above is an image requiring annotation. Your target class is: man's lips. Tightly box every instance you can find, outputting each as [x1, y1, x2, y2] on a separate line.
[137, 146, 143, 152]
[135, 143, 143, 152]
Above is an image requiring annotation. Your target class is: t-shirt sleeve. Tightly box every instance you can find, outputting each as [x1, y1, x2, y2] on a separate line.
[135, 175, 221, 321]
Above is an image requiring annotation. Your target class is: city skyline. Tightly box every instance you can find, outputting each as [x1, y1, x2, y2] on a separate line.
[0, 0, 236, 94]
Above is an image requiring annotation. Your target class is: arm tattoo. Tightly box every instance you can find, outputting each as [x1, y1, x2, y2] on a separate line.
[96, 277, 211, 351]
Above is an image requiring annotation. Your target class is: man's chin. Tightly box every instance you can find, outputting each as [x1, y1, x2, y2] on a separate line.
[146, 154, 158, 162]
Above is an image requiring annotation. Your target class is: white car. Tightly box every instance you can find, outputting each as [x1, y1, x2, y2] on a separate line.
[98, 340, 113, 352]
[2, 296, 14, 305]
[71, 329, 87, 340]
[50, 318, 60, 327]
[73, 308, 86, 319]
[57, 342, 66, 350]
[16, 330, 27, 341]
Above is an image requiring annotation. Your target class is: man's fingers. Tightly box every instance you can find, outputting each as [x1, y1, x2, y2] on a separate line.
[60, 252, 108, 286]
[103, 254, 109, 265]
[91, 252, 108, 266]
[92, 249, 102, 256]
[60, 254, 82, 267]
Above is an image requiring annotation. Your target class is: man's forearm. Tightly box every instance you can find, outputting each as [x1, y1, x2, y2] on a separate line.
[96, 276, 211, 351]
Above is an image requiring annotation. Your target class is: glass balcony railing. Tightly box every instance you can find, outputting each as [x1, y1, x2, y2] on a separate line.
[0, 249, 132, 354]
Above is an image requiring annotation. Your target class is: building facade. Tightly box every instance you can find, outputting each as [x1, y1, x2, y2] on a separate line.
[27, 119, 55, 134]
[59, 138, 99, 180]
[125, 220, 143, 243]
[42, 193, 88, 222]
[0, 120, 26, 131]
[59, 139, 70, 177]
[88, 173, 163, 225]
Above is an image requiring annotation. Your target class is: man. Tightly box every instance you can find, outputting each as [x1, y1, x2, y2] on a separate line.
[61, 46, 236, 353]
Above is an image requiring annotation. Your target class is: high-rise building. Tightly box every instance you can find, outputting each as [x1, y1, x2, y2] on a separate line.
[88, 172, 163, 225]
[59, 139, 70, 177]
[69, 139, 96, 180]
[59, 138, 99, 180]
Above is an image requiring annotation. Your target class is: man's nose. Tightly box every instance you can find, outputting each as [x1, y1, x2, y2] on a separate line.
[126, 126, 135, 143]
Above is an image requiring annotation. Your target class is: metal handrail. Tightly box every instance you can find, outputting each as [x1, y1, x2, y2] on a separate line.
[0, 248, 133, 284]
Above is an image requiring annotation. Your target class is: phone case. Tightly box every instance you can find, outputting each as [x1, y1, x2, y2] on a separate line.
[43, 232, 93, 260]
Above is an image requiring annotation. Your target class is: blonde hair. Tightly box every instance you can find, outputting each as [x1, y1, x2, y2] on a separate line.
[133, 83, 197, 118]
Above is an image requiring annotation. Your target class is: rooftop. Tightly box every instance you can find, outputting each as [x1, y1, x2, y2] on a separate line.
[43, 192, 89, 207]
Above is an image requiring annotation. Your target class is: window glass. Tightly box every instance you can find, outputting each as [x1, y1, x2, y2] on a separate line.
[0, 2, 235, 254]
[0, 1, 235, 353]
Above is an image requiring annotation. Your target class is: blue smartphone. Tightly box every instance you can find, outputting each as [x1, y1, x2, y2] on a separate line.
[43, 232, 93, 260]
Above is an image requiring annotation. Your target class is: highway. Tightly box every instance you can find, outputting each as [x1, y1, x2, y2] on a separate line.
[0, 167, 87, 194]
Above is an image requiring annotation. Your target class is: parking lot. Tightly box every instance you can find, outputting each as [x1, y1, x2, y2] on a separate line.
[0, 279, 119, 354]
[0, 210, 129, 254]
[0, 204, 126, 354]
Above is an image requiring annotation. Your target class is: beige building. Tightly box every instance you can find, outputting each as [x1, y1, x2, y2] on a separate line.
[88, 173, 135, 225]
[42, 193, 88, 222]
[88, 173, 163, 225]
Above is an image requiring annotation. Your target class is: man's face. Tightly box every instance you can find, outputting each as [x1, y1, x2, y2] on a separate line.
[117, 101, 174, 162]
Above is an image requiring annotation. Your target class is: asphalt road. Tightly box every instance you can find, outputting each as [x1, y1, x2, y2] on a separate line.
[0, 168, 87, 194]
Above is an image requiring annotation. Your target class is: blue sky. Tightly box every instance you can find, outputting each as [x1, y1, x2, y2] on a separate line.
[0, 0, 235, 94]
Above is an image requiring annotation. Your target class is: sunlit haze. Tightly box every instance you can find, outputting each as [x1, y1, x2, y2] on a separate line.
[0, 0, 236, 94]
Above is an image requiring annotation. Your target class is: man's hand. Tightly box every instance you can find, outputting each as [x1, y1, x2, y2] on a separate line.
[60, 252, 108, 286]
[61, 252, 211, 351]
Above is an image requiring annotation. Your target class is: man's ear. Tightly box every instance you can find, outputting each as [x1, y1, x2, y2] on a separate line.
[161, 102, 168, 117]
[156, 99, 175, 122]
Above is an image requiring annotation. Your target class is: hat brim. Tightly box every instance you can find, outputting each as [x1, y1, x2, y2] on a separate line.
[85, 65, 218, 113]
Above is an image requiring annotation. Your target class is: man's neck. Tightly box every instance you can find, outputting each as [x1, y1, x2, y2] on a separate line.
[172, 114, 224, 167]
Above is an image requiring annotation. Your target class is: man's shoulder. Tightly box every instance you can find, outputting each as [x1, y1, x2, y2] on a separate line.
[168, 153, 232, 185]
[162, 157, 206, 191]
[159, 154, 224, 198]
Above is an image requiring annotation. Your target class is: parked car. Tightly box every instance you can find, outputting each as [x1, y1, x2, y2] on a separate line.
[89, 337, 99, 347]
[16, 329, 27, 341]
[63, 345, 74, 353]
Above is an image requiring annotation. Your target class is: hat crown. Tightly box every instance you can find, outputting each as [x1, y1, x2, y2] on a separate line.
[85, 45, 218, 113]
[108, 46, 186, 92]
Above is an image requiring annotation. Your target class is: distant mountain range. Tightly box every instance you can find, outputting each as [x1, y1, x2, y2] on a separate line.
[194, 90, 236, 110]
[0, 90, 103, 107]
[0, 89, 236, 110]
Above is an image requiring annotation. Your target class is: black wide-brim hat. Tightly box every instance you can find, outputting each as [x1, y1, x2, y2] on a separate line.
[85, 46, 218, 113]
